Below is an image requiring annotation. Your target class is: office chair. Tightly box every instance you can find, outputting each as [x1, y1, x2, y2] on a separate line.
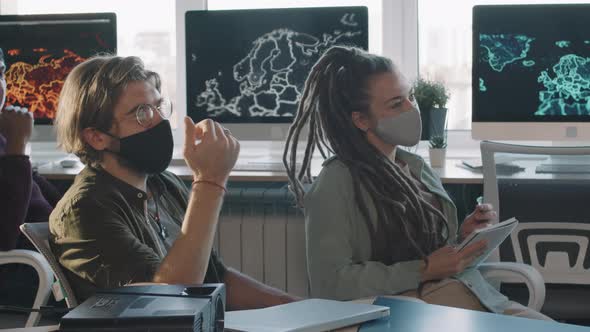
[0, 249, 53, 327]
[481, 140, 590, 320]
[20, 223, 79, 309]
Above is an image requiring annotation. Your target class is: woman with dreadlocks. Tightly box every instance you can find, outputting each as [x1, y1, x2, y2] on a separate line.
[283, 46, 550, 320]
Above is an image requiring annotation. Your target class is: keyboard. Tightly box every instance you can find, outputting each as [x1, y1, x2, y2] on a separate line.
[536, 164, 590, 174]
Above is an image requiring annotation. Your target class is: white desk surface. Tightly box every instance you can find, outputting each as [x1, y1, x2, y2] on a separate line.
[32, 141, 485, 184]
[36, 157, 483, 184]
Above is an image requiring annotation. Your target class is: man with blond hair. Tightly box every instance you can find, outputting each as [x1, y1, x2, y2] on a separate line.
[50, 55, 297, 309]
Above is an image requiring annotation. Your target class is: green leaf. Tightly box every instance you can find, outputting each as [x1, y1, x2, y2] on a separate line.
[412, 77, 450, 111]
[429, 135, 447, 149]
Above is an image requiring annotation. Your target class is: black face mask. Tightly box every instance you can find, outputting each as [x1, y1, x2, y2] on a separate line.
[104, 120, 173, 174]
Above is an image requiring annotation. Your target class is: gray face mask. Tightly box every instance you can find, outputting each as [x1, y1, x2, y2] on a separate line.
[373, 105, 422, 147]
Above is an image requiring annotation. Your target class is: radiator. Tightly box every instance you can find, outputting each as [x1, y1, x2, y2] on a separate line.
[214, 185, 310, 298]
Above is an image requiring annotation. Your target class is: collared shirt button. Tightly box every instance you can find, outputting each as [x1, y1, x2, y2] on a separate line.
[137, 193, 144, 199]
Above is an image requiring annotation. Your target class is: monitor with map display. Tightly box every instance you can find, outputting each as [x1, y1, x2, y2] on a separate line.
[184, 6, 368, 140]
[472, 4, 590, 140]
[0, 13, 117, 142]
[0, 13, 116, 141]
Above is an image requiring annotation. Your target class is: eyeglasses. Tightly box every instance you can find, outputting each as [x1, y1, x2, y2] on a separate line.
[135, 98, 173, 127]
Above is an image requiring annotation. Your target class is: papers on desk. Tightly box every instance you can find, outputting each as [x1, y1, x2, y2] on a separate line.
[224, 299, 389, 332]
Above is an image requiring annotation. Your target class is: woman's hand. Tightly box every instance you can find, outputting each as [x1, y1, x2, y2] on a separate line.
[459, 203, 497, 241]
[422, 241, 487, 281]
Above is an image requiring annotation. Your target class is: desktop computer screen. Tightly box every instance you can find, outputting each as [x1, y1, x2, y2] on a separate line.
[472, 4, 590, 140]
[184, 6, 368, 139]
[0, 13, 117, 128]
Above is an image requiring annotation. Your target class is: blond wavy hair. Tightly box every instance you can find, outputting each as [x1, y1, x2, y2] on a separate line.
[55, 55, 161, 166]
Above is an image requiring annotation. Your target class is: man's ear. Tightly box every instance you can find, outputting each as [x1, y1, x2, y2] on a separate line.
[351, 111, 370, 132]
[81, 128, 111, 151]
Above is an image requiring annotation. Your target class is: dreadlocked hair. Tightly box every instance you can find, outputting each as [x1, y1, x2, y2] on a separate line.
[283, 46, 449, 264]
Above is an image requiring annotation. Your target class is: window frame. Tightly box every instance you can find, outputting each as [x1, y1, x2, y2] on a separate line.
[382, 0, 419, 82]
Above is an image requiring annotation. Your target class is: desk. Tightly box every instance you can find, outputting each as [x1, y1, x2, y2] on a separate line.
[343, 298, 590, 332]
[5, 299, 589, 332]
[34, 141, 485, 184]
[37, 157, 483, 184]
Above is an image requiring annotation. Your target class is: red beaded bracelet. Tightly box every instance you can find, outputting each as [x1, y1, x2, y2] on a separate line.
[192, 180, 227, 194]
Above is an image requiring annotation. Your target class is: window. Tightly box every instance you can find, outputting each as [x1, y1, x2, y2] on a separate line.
[418, 0, 590, 130]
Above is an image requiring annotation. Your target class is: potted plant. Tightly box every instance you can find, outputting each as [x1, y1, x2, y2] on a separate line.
[412, 77, 450, 141]
[428, 129, 447, 168]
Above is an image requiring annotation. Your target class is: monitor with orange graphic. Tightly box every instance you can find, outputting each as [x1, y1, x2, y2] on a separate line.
[0, 13, 116, 125]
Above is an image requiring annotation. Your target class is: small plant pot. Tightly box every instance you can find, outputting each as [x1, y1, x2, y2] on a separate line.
[429, 148, 446, 168]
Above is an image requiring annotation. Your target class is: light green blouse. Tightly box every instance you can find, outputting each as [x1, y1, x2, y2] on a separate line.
[303, 149, 510, 313]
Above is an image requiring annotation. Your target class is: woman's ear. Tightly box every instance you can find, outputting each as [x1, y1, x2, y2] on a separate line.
[351, 111, 370, 132]
[81, 128, 111, 151]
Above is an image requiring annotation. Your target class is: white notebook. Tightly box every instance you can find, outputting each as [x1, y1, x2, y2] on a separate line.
[224, 299, 390, 332]
[458, 217, 519, 268]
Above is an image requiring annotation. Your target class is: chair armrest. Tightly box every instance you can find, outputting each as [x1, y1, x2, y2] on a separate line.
[0, 249, 54, 327]
[479, 262, 545, 311]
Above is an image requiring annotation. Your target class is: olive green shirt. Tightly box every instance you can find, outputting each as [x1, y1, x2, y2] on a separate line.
[304, 149, 510, 313]
[49, 166, 226, 302]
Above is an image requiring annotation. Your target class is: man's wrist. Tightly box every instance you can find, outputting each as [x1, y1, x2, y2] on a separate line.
[191, 178, 228, 194]
[193, 173, 228, 186]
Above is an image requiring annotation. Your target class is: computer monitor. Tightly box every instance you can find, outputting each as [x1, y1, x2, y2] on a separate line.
[472, 4, 590, 141]
[0, 13, 117, 142]
[184, 6, 368, 141]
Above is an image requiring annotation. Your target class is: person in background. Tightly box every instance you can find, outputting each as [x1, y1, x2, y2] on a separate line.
[50, 55, 299, 308]
[284, 46, 550, 320]
[0, 46, 61, 251]
[0, 47, 63, 309]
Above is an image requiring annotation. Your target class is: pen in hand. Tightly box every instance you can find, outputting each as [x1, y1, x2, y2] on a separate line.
[475, 196, 496, 226]
[476, 196, 483, 205]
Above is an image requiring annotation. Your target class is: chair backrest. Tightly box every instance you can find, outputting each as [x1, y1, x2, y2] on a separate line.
[480, 141, 590, 284]
[20, 223, 79, 307]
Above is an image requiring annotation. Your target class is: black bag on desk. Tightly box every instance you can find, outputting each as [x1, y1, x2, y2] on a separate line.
[59, 284, 225, 332]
